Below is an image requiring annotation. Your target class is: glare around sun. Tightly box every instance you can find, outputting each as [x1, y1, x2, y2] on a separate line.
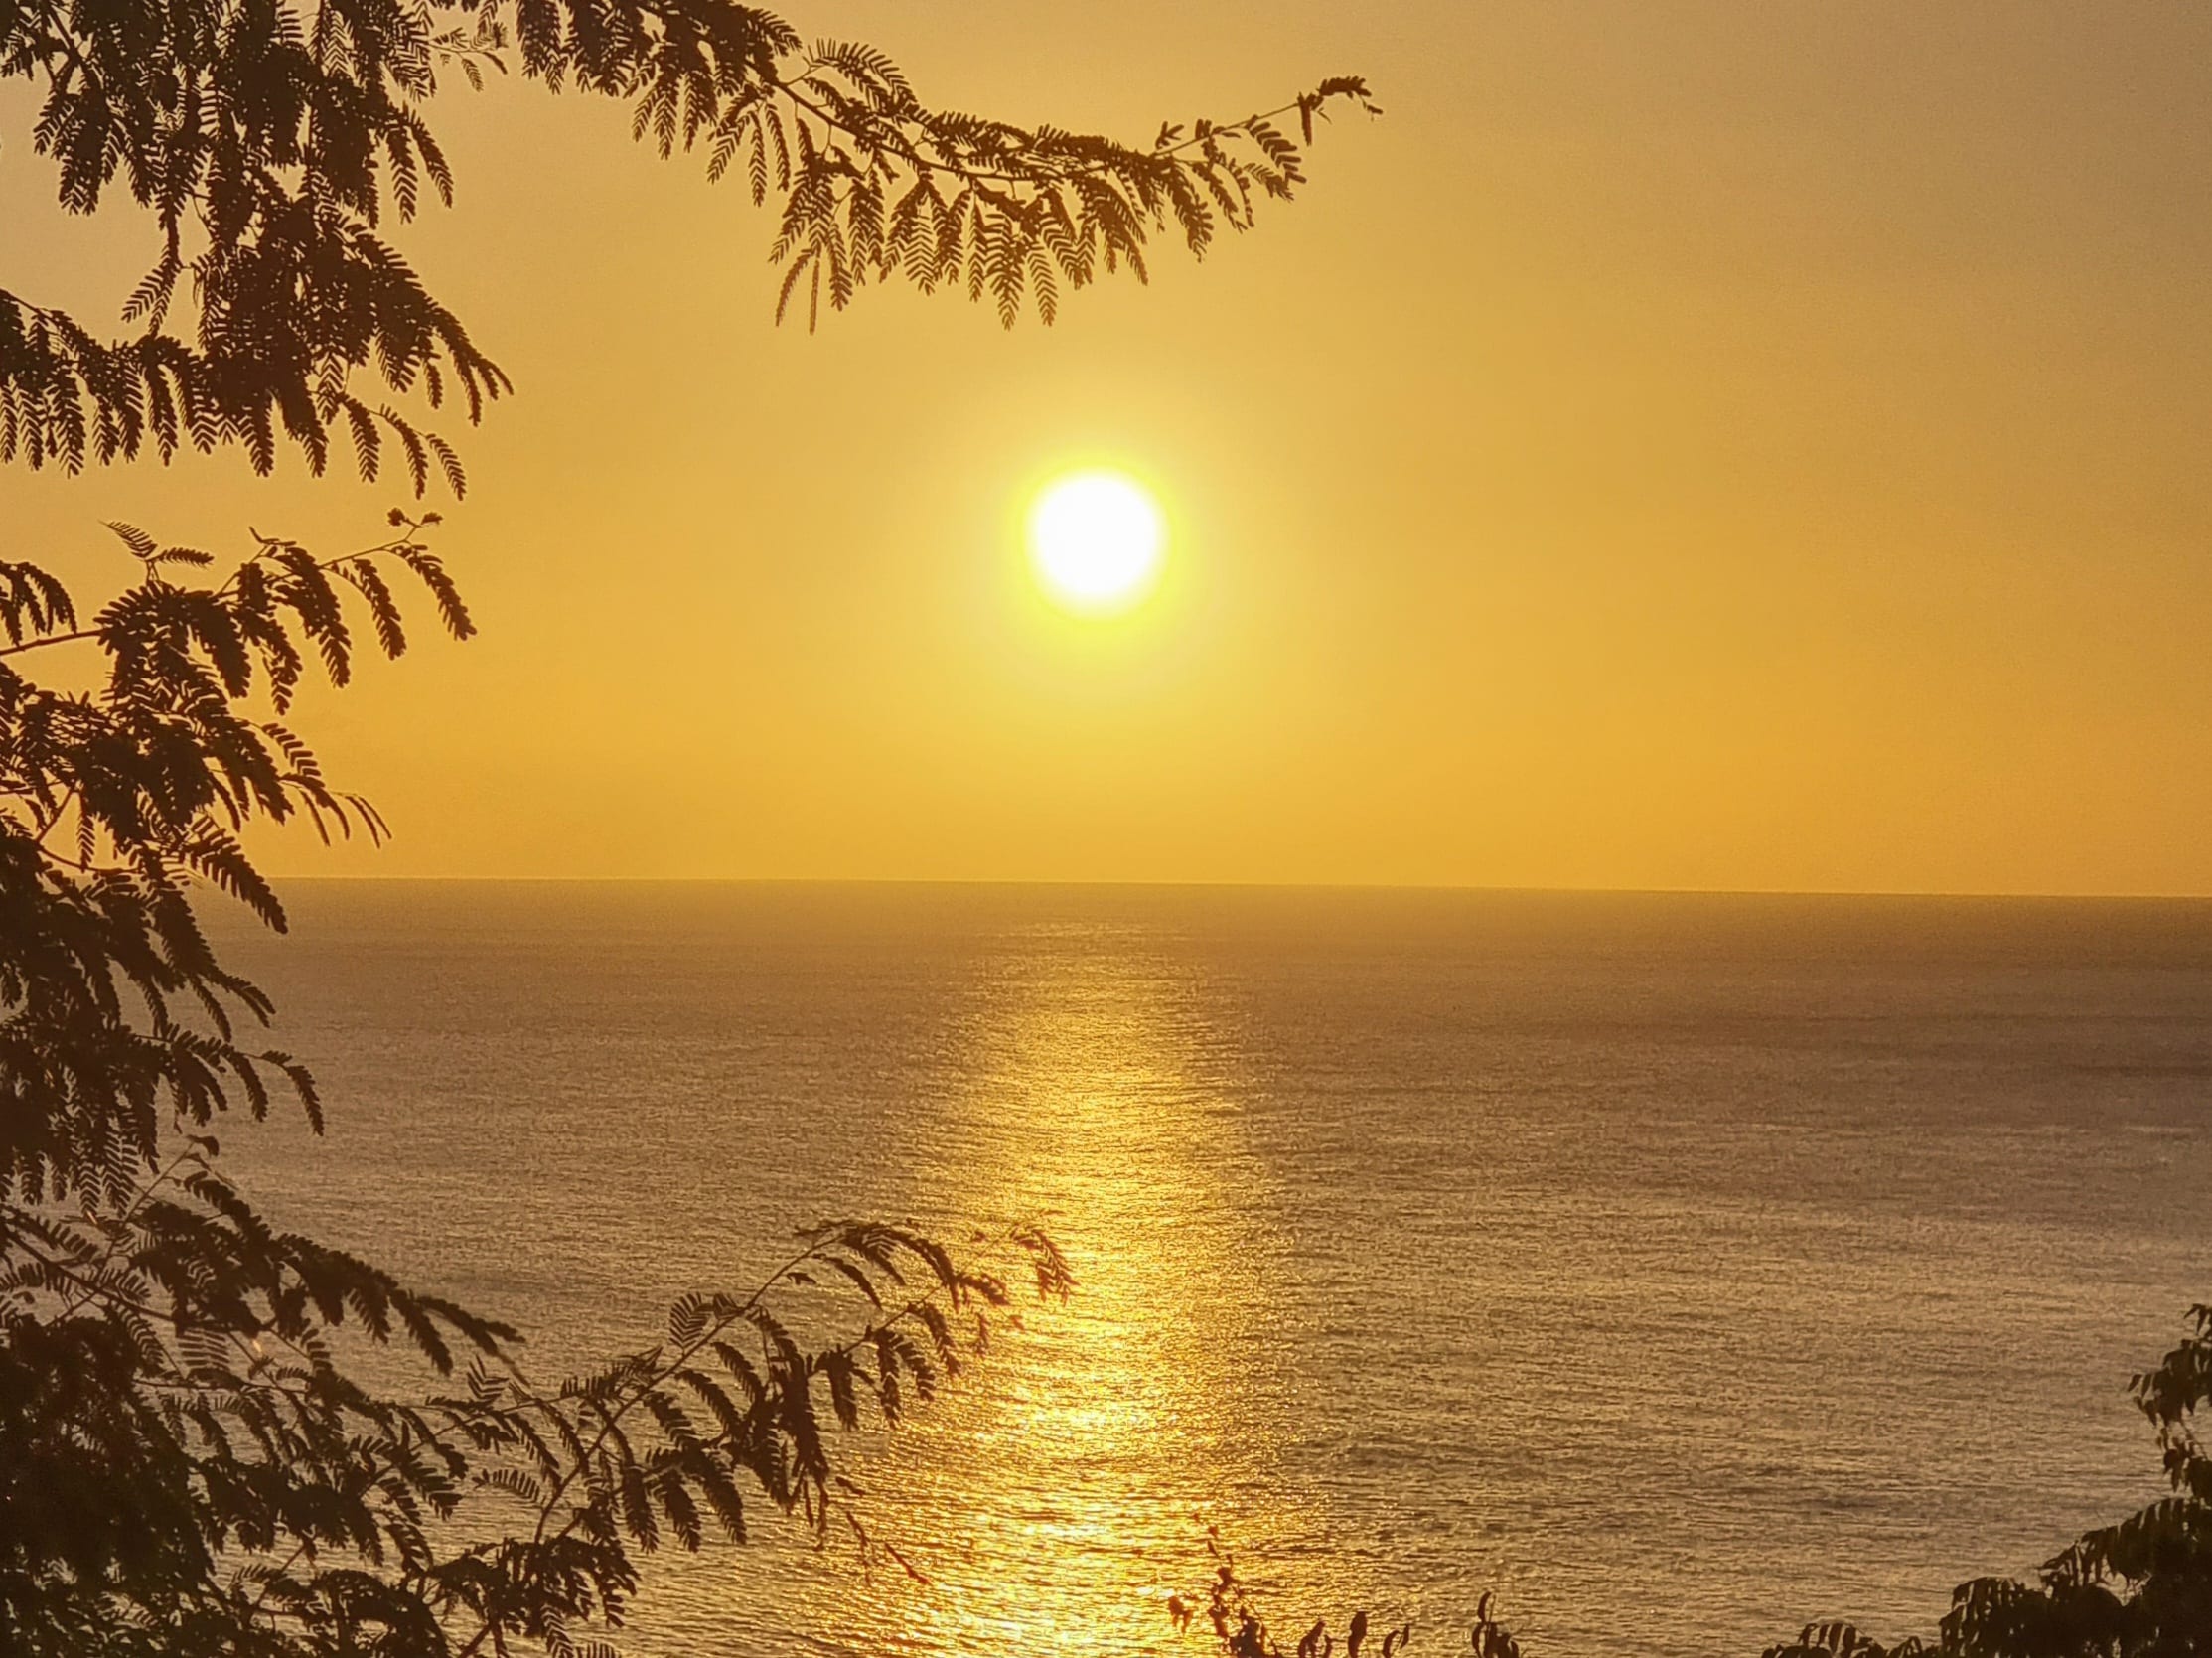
[1027, 471, 1165, 614]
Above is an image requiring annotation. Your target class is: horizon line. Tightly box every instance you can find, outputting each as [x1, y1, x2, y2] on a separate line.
[254, 874, 2212, 903]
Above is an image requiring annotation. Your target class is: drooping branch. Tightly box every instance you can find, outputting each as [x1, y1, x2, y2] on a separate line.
[3, 0, 1373, 484]
[0, 517, 469, 1206]
[7, 1151, 1071, 1658]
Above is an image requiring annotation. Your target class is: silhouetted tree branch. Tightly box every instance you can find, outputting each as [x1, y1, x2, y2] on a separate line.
[1758, 1303, 2212, 1658]
[1171, 1307, 2212, 1658]
[1, 8, 1373, 1653]
[0, 524, 1074, 1657]
[3, 0, 1376, 487]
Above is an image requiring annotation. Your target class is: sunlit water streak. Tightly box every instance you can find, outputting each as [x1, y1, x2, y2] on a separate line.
[215, 885, 2212, 1656]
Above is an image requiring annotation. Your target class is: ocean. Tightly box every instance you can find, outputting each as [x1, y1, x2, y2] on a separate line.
[212, 883, 2212, 1657]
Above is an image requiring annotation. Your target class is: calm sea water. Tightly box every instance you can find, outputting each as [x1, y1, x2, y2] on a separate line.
[213, 883, 2212, 1658]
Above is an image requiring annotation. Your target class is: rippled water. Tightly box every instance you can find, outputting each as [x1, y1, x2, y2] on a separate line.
[215, 883, 2212, 1657]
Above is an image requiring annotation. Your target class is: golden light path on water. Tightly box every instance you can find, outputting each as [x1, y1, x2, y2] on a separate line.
[628, 917, 1331, 1656]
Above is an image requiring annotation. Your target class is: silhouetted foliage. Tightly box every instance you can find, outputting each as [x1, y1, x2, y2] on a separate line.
[2, 12, 1360, 1649]
[1761, 1303, 2212, 1658]
[3, 0, 1375, 486]
[0, 522, 1075, 1656]
[1170, 1525, 1517, 1658]
[1176, 1307, 2212, 1658]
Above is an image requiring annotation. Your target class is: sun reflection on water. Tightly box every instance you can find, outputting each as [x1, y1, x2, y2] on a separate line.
[650, 919, 1318, 1656]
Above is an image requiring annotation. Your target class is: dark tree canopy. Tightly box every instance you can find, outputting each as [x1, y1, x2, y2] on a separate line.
[2, 0, 1376, 488]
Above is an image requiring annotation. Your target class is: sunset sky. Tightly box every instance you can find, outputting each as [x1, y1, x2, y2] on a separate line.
[6, 1, 2208, 892]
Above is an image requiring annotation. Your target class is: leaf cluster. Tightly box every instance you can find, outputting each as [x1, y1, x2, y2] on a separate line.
[754, 55, 1379, 329]
[1764, 1303, 2212, 1658]
[3, 1149, 1067, 1658]
[0, 517, 465, 1208]
[0, 517, 1070, 1657]
[1760, 1310, 2212, 1655]
[1172, 1527, 1500, 1658]
[1182, 1304, 2212, 1658]
[4, 0, 1371, 487]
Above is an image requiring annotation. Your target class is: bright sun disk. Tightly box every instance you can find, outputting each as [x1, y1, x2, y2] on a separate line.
[1028, 471, 1165, 613]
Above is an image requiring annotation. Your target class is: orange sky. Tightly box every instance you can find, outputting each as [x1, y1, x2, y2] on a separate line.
[5, 2, 2209, 893]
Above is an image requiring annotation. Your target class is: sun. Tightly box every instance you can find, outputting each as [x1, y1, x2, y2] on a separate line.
[1027, 471, 1165, 614]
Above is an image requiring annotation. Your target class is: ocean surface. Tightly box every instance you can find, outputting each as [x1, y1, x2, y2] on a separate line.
[213, 883, 2212, 1658]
